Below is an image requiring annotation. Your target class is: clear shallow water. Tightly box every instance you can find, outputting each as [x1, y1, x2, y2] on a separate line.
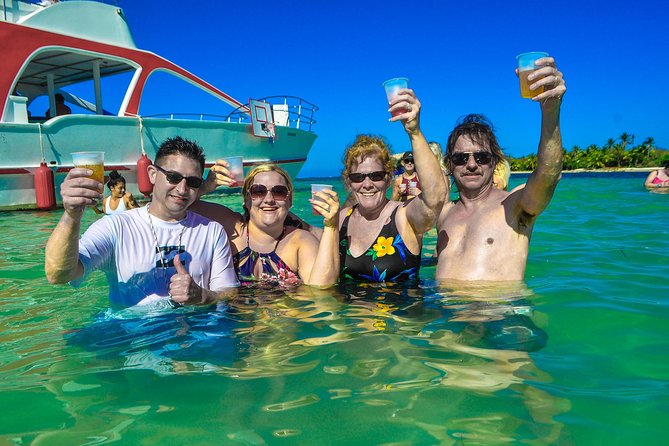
[1, 172, 668, 445]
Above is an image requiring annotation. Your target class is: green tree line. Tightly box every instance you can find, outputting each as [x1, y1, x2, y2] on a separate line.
[509, 133, 668, 171]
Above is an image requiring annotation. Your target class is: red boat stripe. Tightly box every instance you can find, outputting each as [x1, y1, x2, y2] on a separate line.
[0, 168, 32, 174]
[55, 165, 131, 173]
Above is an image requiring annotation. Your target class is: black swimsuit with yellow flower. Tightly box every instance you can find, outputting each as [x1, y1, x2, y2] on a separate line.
[339, 204, 420, 283]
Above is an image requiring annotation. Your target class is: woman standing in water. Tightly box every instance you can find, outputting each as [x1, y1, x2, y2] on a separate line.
[191, 164, 340, 287]
[93, 170, 139, 215]
[336, 88, 446, 282]
[391, 151, 422, 201]
[644, 160, 669, 192]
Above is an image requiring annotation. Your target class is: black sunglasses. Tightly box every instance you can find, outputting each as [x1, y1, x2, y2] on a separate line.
[348, 171, 387, 183]
[154, 165, 203, 188]
[248, 184, 290, 201]
[403, 157, 414, 164]
[451, 151, 493, 166]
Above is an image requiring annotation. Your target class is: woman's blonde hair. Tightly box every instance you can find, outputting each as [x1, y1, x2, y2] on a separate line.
[241, 164, 294, 220]
[492, 158, 511, 190]
[341, 134, 395, 185]
[428, 141, 450, 176]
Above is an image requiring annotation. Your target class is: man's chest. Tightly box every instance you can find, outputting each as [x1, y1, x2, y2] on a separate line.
[441, 204, 521, 251]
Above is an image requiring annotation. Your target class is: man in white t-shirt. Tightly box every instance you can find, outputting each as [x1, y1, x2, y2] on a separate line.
[45, 137, 239, 307]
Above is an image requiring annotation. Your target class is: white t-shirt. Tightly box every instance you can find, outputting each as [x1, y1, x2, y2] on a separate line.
[74, 206, 239, 307]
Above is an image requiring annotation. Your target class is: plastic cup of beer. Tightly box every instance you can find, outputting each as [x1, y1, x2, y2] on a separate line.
[223, 156, 244, 187]
[516, 52, 549, 98]
[311, 184, 333, 216]
[71, 151, 104, 184]
[382, 77, 409, 117]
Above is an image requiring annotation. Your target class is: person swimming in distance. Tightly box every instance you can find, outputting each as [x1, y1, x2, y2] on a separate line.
[644, 160, 669, 192]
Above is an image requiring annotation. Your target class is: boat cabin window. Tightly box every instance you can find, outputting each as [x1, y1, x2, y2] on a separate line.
[139, 70, 236, 121]
[26, 71, 134, 121]
[15, 49, 136, 122]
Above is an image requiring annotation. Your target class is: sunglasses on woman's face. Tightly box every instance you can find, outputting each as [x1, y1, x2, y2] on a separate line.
[348, 171, 387, 183]
[249, 184, 290, 201]
[154, 165, 203, 188]
[403, 157, 414, 164]
[450, 151, 493, 166]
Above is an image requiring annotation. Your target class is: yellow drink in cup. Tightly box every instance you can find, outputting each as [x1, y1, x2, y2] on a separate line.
[82, 164, 104, 184]
[519, 70, 545, 98]
[516, 52, 548, 99]
[71, 151, 105, 184]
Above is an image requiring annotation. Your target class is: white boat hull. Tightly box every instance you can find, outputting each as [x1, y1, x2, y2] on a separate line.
[0, 115, 316, 210]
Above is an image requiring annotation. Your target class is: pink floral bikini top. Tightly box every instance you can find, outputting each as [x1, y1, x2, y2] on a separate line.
[233, 227, 302, 288]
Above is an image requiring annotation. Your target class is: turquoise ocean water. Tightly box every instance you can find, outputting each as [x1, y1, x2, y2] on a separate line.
[1, 172, 668, 445]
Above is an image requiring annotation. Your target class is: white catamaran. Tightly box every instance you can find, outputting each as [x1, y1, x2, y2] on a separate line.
[0, 0, 318, 210]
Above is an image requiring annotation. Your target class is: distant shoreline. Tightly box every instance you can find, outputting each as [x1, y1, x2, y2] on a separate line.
[511, 167, 657, 175]
[299, 167, 660, 180]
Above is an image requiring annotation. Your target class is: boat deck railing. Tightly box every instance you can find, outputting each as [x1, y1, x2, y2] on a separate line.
[144, 96, 318, 132]
[226, 96, 319, 132]
[142, 113, 233, 122]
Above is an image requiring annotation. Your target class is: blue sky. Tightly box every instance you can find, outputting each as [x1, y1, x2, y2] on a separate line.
[119, 0, 669, 177]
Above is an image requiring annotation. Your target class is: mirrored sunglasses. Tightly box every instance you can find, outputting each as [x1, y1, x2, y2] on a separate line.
[348, 171, 387, 183]
[154, 165, 203, 188]
[403, 157, 414, 164]
[451, 151, 493, 166]
[249, 184, 290, 201]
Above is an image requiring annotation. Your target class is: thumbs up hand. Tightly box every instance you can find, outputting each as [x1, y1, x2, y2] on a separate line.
[169, 253, 203, 305]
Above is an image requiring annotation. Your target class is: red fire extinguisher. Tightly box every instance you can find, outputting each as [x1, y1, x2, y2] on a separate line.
[137, 153, 153, 197]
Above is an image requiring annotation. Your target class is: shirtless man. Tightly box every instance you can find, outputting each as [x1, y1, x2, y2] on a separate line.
[435, 56, 566, 281]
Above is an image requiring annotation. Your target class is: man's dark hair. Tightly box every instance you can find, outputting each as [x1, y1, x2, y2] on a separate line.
[55, 93, 64, 103]
[445, 114, 506, 171]
[155, 136, 206, 173]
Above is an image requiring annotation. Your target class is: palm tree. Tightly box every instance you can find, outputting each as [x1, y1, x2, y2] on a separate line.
[510, 134, 663, 170]
[641, 137, 655, 164]
[619, 132, 635, 151]
[612, 142, 626, 167]
[583, 144, 605, 169]
[565, 145, 582, 170]
[642, 136, 655, 148]
[524, 154, 538, 170]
